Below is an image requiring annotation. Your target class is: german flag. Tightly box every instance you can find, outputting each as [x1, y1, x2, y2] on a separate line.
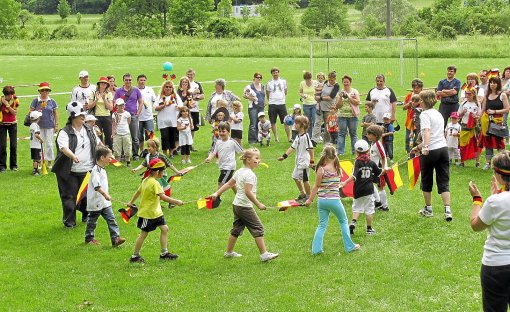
[76, 172, 90, 205]
[339, 160, 354, 198]
[110, 158, 122, 167]
[168, 175, 182, 182]
[460, 123, 479, 161]
[118, 204, 138, 223]
[407, 157, 421, 190]
[145, 129, 155, 140]
[384, 164, 403, 195]
[487, 70, 500, 79]
[197, 197, 219, 209]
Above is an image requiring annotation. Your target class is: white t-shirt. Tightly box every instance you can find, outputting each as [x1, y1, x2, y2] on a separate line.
[232, 167, 257, 208]
[258, 120, 271, 134]
[30, 123, 41, 149]
[445, 122, 461, 148]
[212, 138, 243, 170]
[479, 191, 510, 266]
[458, 101, 480, 125]
[87, 164, 111, 211]
[291, 133, 314, 169]
[155, 94, 183, 128]
[420, 109, 447, 150]
[114, 111, 131, 135]
[56, 126, 100, 173]
[370, 140, 387, 169]
[230, 112, 244, 131]
[266, 78, 287, 105]
[71, 84, 96, 108]
[366, 87, 397, 123]
[189, 81, 203, 113]
[138, 86, 156, 122]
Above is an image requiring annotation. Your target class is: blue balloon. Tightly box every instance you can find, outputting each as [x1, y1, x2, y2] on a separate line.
[163, 62, 173, 71]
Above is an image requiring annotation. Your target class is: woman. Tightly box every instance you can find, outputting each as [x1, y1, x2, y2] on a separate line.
[460, 73, 485, 103]
[469, 150, 510, 312]
[205, 78, 240, 123]
[30, 82, 58, 168]
[107, 75, 117, 94]
[177, 76, 195, 111]
[52, 102, 100, 228]
[458, 88, 481, 167]
[243, 72, 265, 144]
[480, 76, 510, 170]
[154, 80, 183, 157]
[501, 66, 510, 144]
[412, 89, 452, 222]
[88, 77, 113, 149]
[299, 71, 317, 137]
[0, 86, 19, 172]
[311, 71, 340, 145]
[336, 75, 360, 155]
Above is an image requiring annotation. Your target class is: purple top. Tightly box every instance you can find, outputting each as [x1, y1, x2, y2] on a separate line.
[114, 87, 142, 115]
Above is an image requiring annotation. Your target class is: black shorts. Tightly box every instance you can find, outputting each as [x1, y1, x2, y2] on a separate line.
[218, 169, 234, 184]
[231, 129, 242, 140]
[190, 111, 200, 131]
[420, 146, 450, 193]
[137, 215, 166, 232]
[268, 105, 287, 124]
[31, 148, 41, 161]
[160, 127, 178, 150]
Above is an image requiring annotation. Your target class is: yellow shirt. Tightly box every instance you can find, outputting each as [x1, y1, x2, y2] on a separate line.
[300, 80, 317, 105]
[94, 92, 113, 117]
[137, 177, 164, 219]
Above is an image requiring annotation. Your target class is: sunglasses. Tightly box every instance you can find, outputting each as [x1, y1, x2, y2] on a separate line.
[255, 76, 262, 79]
[165, 86, 173, 89]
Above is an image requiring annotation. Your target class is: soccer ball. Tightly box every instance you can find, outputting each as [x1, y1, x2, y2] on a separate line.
[284, 115, 294, 126]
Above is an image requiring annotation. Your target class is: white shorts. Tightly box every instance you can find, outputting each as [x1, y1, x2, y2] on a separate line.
[352, 194, 375, 215]
[292, 166, 309, 182]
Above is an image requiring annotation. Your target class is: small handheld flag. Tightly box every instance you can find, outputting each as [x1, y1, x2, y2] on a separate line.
[197, 197, 221, 209]
[407, 157, 421, 190]
[259, 162, 269, 168]
[118, 204, 139, 223]
[384, 163, 403, 195]
[76, 172, 91, 205]
[339, 160, 354, 198]
[110, 158, 122, 167]
[41, 143, 48, 175]
[277, 199, 303, 211]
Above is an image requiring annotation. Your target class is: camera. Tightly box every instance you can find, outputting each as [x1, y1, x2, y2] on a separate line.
[342, 92, 348, 99]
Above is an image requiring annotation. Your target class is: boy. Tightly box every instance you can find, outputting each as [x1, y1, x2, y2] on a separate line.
[257, 112, 271, 146]
[340, 140, 382, 235]
[85, 114, 102, 140]
[361, 102, 376, 143]
[128, 158, 184, 263]
[381, 113, 394, 163]
[445, 112, 461, 165]
[112, 98, 132, 166]
[211, 111, 225, 148]
[29, 111, 43, 176]
[85, 147, 126, 247]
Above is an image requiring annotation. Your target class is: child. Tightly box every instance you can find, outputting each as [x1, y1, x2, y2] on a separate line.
[29, 111, 43, 176]
[205, 122, 244, 196]
[314, 72, 325, 101]
[211, 99, 230, 123]
[290, 104, 302, 140]
[85, 147, 126, 247]
[366, 125, 390, 211]
[257, 112, 271, 146]
[278, 116, 314, 203]
[361, 102, 376, 143]
[177, 106, 194, 164]
[409, 94, 423, 152]
[458, 90, 481, 167]
[210, 148, 279, 262]
[127, 158, 184, 263]
[340, 140, 382, 235]
[112, 98, 132, 167]
[305, 144, 360, 255]
[326, 107, 339, 145]
[211, 111, 225, 148]
[445, 112, 461, 166]
[230, 101, 244, 144]
[85, 114, 102, 141]
[381, 113, 394, 163]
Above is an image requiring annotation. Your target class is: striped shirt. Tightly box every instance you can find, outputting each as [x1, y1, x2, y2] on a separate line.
[317, 167, 341, 199]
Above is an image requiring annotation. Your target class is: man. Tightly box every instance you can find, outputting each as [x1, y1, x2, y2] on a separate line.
[366, 74, 397, 125]
[478, 69, 489, 96]
[402, 78, 423, 153]
[136, 74, 156, 154]
[71, 70, 96, 113]
[311, 71, 339, 145]
[113, 73, 143, 159]
[187, 68, 204, 151]
[436, 65, 461, 128]
[266, 67, 290, 142]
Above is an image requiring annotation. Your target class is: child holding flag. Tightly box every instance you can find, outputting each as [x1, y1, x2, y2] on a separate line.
[29, 111, 43, 176]
[366, 125, 390, 211]
[458, 89, 481, 167]
[128, 158, 184, 263]
[445, 112, 461, 166]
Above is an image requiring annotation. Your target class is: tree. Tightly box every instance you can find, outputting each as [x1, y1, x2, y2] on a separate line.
[0, 0, 21, 38]
[301, 0, 349, 35]
[217, 0, 232, 17]
[169, 0, 214, 35]
[259, 0, 298, 36]
[362, 0, 415, 30]
[18, 8, 31, 28]
[57, 0, 71, 21]
[240, 5, 251, 21]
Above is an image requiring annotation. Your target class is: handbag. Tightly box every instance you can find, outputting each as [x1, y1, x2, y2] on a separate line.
[487, 121, 506, 138]
[23, 112, 31, 126]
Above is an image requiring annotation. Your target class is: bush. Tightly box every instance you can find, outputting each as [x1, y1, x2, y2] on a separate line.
[31, 25, 50, 40]
[206, 17, 240, 38]
[240, 18, 271, 38]
[50, 24, 78, 39]
[439, 25, 457, 40]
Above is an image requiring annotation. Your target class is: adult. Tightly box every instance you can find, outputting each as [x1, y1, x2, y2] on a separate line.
[469, 151, 510, 312]
[266, 67, 291, 142]
[205, 78, 240, 122]
[479, 69, 489, 96]
[186, 69, 205, 150]
[412, 90, 452, 222]
[336, 75, 360, 155]
[71, 70, 96, 113]
[30, 82, 58, 169]
[501, 66, 510, 144]
[107, 75, 117, 94]
[0, 86, 19, 172]
[154, 80, 183, 157]
[136, 74, 156, 154]
[480, 76, 510, 170]
[460, 73, 485, 103]
[52, 102, 100, 228]
[244, 72, 265, 144]
[311, 71, 340, 145]
[402, 79, 423, 153]
[365, 74, 397, 125]
[113, 73, 143, 160]
[299, 71, 318, 137]
[87, 77, 113, 149]
[437, 65, 461, 128]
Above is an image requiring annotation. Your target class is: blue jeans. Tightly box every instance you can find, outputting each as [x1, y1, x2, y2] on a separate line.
[337, 116, 358, 155]
[405, 128, 411, 153]
[303, 105, 316, 137]
[129, 114, 140, 157]
[248, 106, 264, 143]
[312, 198, 357, 254]
[85, 207, 121, 242]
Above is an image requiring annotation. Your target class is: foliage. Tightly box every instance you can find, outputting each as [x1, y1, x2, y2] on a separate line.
[169, 0, 214, 35]
[362, 0, 416, 26]
[216, 0, 232, 17]
[57, 0, 71, 21]
[354, 0, 367, 11]
[31, 24, 50, 39]
[259, 0, 299, 37]
[18, 8, 31, 28]
[240, 5, 251, 21]
[301, 0, 349, 35]
[50, 24, 78, 39]
[76, 12, 81, 25]
[439, 25, 457, 39]
[20, 0, 108, 14]
[0, 0, 21, 38]
[73, 0, 110, 14]
[359, 15, 386, 37]
[240, 18, 271, 38]
[207, 17, 240, 37]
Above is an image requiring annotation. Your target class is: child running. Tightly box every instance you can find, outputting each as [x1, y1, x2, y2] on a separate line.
[127, 158, 184, 263]
[366, 125, 390, 211]
[278, 115, 314, 203]
[210, 148, 279, 262]
[177, 106, 194, 164]
[305, 144, 360, 255]
[230, 100, 244, 144]
[340, 140, 382, 235]
[29, 111, 43, 176]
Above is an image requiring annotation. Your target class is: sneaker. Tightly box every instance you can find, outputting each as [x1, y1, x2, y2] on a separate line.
[0, 168, 6, 173]
[419, 207, 434, 217]
[224, 251, 243, 258]
[160, 252, 178, 260]
[260, 251, 279, 262]
[295, 193, 307, 202]
[266, 141, 270, 146]
[349, 244, 361, 252]
[191, 147, 198, 152]
[112, 237, 126, 247]
[168, 203, 176, 209]
[182, 160, 186, 164]
[126, 162, 131, 168]
[366, 228, 376, 235]
[187, 159, 192, 164]
[374, 201, 382, 209]
[133, 156, 140, 161]
[11, 167, 18, 171]
[130, 255, 145, 263]
[482, 163, 491, 170]
[460, 162, 465, 167]
[86, 239, 100, 245]
[475, 162, 480, 168]
[444, 211, 453, 222]
[378, 206, 389, 212]
[349, 223, 356, 235]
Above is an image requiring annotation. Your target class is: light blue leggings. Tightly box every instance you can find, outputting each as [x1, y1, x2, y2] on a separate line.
[312, 198, 357, 254]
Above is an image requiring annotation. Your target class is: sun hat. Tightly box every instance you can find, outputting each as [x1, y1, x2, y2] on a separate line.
[97, 76, 109, 85]
[30, 111, 42, 120]
[85, 114, 98, 122]
[258, 112, 265, 118]
[354, 140, 369, 153]
[115, 98, 126, 106]
[149, 158, 166, 170]
[79, 70, 89, 78]
[38, 82, 51, 92]
[450, 112, 459, 119]
[66, 101, 87, 118]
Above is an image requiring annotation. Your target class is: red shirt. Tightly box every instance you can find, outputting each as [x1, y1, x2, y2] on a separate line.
[0, 96, 19, 124]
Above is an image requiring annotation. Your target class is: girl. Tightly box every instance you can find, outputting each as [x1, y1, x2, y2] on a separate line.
[177, 107, 194, 164]
[305, 144, 360, 255]
[458, 89, 481, 167]
[230, 101, 244, 144]
[366, 125, 389, 211]
[211, 148, 278, 262]
[445, 112, 461, 166]
[290, 104, 303, 140]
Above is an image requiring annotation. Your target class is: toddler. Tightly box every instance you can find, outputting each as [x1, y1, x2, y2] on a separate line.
[445, 112, 461, 165]
[230, 101, 244, 144]
[29, 111, 43, 176]
[361, 102, 376, 143]
[382, 113, 394, 163]
[177, 107, 194, 164]
[112, 99, 132, 167]
[257, 112, 271, 146]
[366, 125, 390, 212]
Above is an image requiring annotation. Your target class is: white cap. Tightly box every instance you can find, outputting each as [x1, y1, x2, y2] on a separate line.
[30, 111, 42, 120]
[258, 112, 265, 118]
[354, 140, 369, 153]
[383, 112, 391, 119]
[85, 114, 97, 122]
[293, 104, 301, 110]
[79, 70, 89, 78]
[115, 98, 126, 106]
[66, 101, 87, 118]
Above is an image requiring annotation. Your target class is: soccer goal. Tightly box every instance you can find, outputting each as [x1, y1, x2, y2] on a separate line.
[309, 38, 419, 88]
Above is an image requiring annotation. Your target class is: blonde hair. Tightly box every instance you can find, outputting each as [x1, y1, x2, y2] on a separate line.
[159, 80, 175, 98]
[419, 89, 437, 109]
[492, 150, 510, 190]
[216, 99, 227, 108]
[240, 148, 260, 164]
[366, 124, 383, 140]
[146, 138, 161, 150]
[316, 144, 340, 175]
[294, 115, 309, 131]
[411, 94, 420, 102]
[466, 73, 479, 85]
[232, 100, 242, 110]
